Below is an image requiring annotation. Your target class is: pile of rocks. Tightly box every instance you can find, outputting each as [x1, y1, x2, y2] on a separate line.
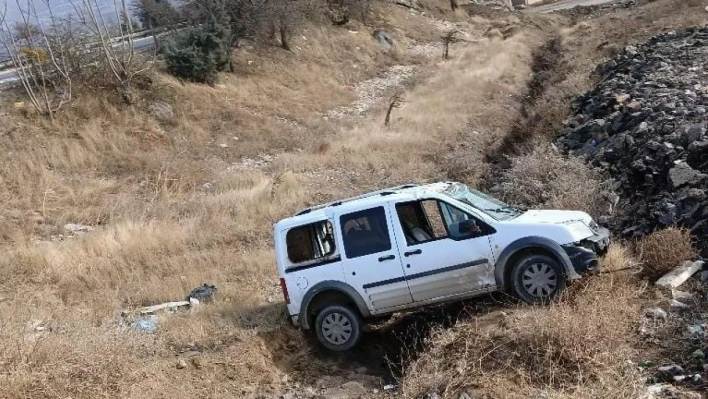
[557, 27, 708, 254]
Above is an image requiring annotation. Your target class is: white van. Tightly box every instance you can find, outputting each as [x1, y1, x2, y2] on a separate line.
[273, 182, 609, 351]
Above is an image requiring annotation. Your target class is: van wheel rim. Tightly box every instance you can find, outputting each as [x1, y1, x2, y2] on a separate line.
[321, 312, 353, 345]
[522, 262, 558, 298]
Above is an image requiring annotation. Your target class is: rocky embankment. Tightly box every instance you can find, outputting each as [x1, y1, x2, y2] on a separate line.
[558, 26, 708, 254]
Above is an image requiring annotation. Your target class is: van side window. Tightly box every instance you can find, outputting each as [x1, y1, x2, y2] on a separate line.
[396, 200, 448, 245]
[340, 207, 392, 259]
[286, 220, 336, 264]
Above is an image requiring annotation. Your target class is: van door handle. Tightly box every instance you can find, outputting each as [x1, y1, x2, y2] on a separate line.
[404, 249, 422, 257]
[378, 255, 396, 262]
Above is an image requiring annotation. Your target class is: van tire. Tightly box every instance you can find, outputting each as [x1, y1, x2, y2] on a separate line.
[510, 253, 566, 304]
[314, 304, 362, 352]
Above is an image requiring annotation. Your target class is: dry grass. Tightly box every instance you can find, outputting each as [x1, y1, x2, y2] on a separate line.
[400, 245, 645, 399]
[635, 227, 698, 278]
[0, 0, 704, 397]
[494, 145, 606, 216]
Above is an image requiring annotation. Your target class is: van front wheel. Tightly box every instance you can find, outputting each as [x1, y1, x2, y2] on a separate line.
[511, 253, 566, 304]
[314, 305, 362, 352]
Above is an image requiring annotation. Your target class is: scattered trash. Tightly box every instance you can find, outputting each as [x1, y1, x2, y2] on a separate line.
[383, 383, 398, 391]
[133, 315, 159, 333]
[138, 300, 190, 315]
[218, 143, 229, 148]
[187, 284, 217, 303]
[645, 307, 668, 319]
[655, 261, 704, 289]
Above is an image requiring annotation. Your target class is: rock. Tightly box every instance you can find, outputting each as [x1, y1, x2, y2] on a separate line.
[658, 364, 684, 373]
[669, 299, 689, 309]
[626, 100, 642, 112]
[615, 93, 631, 104]
[373, 30, 394, 50]
[655, 260, 704, 288]
[671, 289, 694, 301]
[669, 162, 707, 188]
[685, 123, 705, 142]
[150, 101, 174, 122]
[282, 394, 296, 399]
[64, 223, 93, 233]
[687, 324, 705, 335]
[556, 27, 708, 257]
[176, 359, 187, 369]
[218, 143, 229, 148]
[645, 307, 667, 319]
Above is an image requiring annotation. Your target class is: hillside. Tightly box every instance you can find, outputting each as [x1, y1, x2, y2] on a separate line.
[0, 0, 706, 398]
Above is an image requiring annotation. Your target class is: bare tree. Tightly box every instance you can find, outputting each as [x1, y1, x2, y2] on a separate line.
[0, 0, 72, 119]
[68, 0, 153, 103]
[442, 29, 458, 60]
[384, 93, 403, 127]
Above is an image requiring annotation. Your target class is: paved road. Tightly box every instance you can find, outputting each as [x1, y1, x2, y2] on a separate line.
[524, 0, 618, 13]
[0, 35, 158, 88]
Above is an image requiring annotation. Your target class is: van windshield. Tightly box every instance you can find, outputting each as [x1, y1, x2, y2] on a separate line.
[442, 183, 521, 221]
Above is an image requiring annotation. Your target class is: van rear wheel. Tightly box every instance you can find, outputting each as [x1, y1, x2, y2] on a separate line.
[511, 253, 566, 304]
[314, 305, 362, 352]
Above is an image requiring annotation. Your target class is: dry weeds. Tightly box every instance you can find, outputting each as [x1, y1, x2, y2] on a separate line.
[495, 144, 606, 216]
[400, 245, 645, 399]
[636, 227, 698, 278]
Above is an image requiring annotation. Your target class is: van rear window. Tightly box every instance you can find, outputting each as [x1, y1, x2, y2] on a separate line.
[286, 220, 336, 264]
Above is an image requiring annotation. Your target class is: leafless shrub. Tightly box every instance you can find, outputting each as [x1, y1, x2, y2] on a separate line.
[636, 227, 697, 278]
[495, 145, 606, 216]
[69, 0, 154, 103]
[441, 29, 457, 60]
[0, 0, 73, 119]
[384, 93, 403, 127]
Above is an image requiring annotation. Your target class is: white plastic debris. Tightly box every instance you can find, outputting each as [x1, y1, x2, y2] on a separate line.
[138, 301, 190, 315]
[655, 260, 704, 288]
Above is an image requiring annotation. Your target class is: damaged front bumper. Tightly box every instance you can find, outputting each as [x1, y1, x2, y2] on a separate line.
[563, 227, 611, 275]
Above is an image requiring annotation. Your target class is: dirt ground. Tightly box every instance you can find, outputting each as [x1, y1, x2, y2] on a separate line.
[0, 0, 706, 398]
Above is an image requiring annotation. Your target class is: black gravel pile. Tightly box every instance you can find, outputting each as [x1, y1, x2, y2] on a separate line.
[557, 26, 708, 253]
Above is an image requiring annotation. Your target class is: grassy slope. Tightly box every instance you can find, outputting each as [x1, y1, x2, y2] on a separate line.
[0, 0, 705, 397]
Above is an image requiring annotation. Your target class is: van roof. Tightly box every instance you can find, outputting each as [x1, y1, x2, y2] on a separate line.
[274, 182, 454, 230]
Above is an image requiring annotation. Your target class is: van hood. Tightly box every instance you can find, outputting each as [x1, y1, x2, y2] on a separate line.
[508, 210, 593, 226]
